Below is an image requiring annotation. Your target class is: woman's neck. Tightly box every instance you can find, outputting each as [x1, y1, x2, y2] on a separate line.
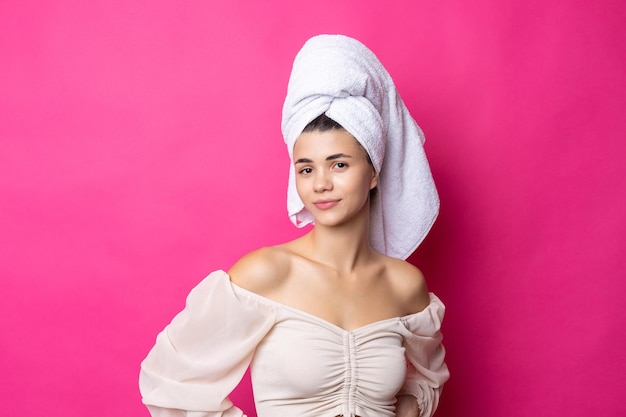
[304, 212, 374, 274]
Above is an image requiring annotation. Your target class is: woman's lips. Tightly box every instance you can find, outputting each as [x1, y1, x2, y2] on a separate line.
[313, 199, 340, 210]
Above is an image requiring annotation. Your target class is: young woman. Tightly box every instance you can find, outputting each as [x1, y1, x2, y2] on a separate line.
[140, 34, 449, 417]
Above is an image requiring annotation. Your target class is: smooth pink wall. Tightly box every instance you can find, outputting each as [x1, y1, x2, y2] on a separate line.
[1, 1, 625, 416]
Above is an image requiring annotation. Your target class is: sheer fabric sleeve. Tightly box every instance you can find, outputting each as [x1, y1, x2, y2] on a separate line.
[139, 270, 277, 417]
[399, 294, 449, 417]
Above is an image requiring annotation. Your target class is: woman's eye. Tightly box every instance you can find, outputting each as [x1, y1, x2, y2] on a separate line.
[335, 162, 347, 169]
[300, 167, 313, 174]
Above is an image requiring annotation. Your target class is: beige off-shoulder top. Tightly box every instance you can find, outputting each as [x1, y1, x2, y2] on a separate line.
[140, 270, 449, 417]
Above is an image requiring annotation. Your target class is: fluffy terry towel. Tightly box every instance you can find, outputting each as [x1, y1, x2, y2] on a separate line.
[281, 34, 439, 260]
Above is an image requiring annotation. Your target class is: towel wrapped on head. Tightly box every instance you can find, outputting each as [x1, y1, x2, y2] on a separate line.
[281, 34, 439, 260]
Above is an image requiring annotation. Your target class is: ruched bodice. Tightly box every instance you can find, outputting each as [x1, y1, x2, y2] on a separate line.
[248, 291, 410, 417]
[140, 271, 449, 417]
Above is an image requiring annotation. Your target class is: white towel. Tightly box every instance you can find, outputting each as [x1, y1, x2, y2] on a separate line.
[281, 34, 439, 259]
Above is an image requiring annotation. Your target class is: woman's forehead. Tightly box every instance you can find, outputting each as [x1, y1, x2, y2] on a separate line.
[293, 130, 365, 157]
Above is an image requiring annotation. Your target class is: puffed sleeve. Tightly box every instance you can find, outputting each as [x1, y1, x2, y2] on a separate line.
[398, 293, 449, 417]
[139, 270, 277, 417]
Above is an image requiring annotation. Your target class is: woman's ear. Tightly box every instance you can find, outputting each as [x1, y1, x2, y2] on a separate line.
[369, 170, 378, 190]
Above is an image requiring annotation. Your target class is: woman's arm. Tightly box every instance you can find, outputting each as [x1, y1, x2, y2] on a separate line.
[395, 393, 421, 417]
[139, 271, 276, 417]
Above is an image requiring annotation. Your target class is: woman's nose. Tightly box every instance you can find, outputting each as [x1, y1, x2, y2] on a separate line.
[314, 171, 332, 192]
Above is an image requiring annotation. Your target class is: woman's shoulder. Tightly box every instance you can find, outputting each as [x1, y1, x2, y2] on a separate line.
[381, 256, 431, 315]
[227, 245, 293, 297]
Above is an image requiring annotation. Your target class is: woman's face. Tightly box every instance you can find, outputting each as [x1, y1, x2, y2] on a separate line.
[293, 129, 377, 227]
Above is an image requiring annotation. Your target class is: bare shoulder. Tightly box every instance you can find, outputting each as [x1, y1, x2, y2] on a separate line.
[384, 257, 430, 315]
[227, 246, 291, 297]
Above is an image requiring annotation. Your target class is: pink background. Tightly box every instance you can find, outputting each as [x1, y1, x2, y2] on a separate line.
[1, 1, 625, 416]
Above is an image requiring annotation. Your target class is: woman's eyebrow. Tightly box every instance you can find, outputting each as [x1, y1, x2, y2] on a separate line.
[295, 153, 353, 164]
[326, 153, 352, 161]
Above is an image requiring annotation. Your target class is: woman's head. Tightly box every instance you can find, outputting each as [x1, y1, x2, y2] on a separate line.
[282, 35, 439, 259]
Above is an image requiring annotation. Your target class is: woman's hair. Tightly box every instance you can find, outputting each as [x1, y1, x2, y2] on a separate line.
[302, 113, 344, 133]
[302, 114, 377, 197]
